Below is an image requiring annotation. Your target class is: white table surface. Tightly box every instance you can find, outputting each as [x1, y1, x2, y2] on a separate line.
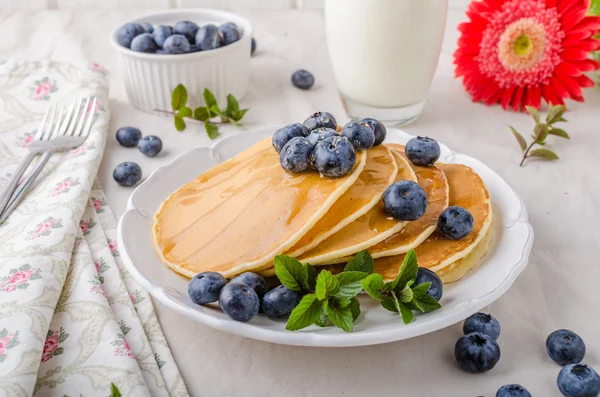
[1, 8, 600, 397]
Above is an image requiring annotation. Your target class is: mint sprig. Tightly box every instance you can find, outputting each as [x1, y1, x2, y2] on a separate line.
[276, 249, 442, 332]
[155, 84, 249, 139]
[510, 105, 569, 167]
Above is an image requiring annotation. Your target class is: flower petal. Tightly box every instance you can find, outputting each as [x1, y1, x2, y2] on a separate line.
[525, 86, 542, 109]
[511, 86, 525, 112]
[555, 62, 583, 77]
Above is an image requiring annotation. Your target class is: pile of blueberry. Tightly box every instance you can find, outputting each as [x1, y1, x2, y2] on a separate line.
[117, 20, 245, 55]
[455, 312, 599, 397]
[188, 271, 301, 322]
[112, 126, 163, 187]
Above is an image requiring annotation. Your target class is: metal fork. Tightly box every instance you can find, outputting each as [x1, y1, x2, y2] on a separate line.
[0, 96, 97, 224]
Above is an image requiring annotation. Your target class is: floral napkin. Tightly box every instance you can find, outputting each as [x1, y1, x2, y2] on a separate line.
[0, 60, 188, 397]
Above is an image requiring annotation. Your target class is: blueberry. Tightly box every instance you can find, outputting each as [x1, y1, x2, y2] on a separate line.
[496, 384, 531, 397]
[117, 23, 145, 48]
[195, 24, 221, 51]
[138, 135, 163, 157]
[219, 282, 260, 322]
[113, 162, 142, 187]
[558, 364, 600, 397]
[311, 135, 356, 178]
[292, 69, 315, 90]
[360, 117, 386, 146]
[454, 332, 501, 373]
[188, 272, 227, 305]
[162, 34, 191, 54]
[231, 272, 267, 299]
[415, 267, 443, 301]
[280, 137, 312, 174]
[251, 37, 257, 55]
[463, 312, 501, 340]
[141, 22, 154, 33]
[438, 206, 474, 240]
[306, 127, 338, 147]
[341, 120, 375, 150]
[152, 25, 173, 48]
[272, 123, 310, 153]
[405, 136, 441, 166]
[261, 285, 300, 317]
[303, 111, 337, 131]
[173, 20, 199, 43]
[130, 33, 158, 53]
[115, 126, 142, 147]
[383, 181, 428, 221]
[219, 22, 240, 45]
[547, 329, 586, 366]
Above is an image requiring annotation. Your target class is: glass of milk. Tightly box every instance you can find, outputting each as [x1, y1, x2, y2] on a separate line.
[325, 0, 448, 126]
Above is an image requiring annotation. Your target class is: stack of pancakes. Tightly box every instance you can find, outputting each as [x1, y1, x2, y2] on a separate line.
[152, 138, 492, 284]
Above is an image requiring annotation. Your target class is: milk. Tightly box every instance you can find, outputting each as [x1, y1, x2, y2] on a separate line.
[325, 0, 447, 124]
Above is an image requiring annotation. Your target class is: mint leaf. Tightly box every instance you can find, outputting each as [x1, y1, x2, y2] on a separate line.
[411, 282, 432, 298]
[174, 115, 186, 132]
[171, 84, 187, 111]
[203, 88, 218, 111]
[315, 310, 329, 327]
[335, 271, 368, 298]
[548, 128, 570, 139]
[210, 104, 229, 121]
[110, 383, 122, 397]
[546, 105, 566, 124]
[381, 296, 398, 313]
[349, 297, 361, 321]
[274, 255, 307, 291]
[398, 284, 414, 303]
[178, 106, 192, 118]
[226, 94, 240, 118]
[236, 108, 250, 121]
[193, 106, 210, 121]
[398, 302, 414, 324]
[305, 263, 317, 290]
[361, 273, 384, 301]
[412, 292, 441, 313]
[324, 300, 353, 332]
[510, 126, 527, 152]
[530, 148, 559, 161]
[315, 270, 339, 300]
[344, 250, 374, 273]
[391, 249, 418, 292]
[525, 106, 540, 123]
[382, 281, 394, 293]
[286, 294, 322, 331]
[205, 121, 219, 140]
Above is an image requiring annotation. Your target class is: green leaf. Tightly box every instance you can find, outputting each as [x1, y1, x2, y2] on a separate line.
[193, 106, 210, 121]
[399, 285, 414, 303]
[305, 263, 317, 290]
[174, 115, 186, 132]
[286, 294, 323, 331]
[236, 108, 250, 121]
[315, 310, 329, 327]
[529, 148, 559, 161]
[349, 298, 361, 321]
[412, 293, 441, 313]
[334, 271, 368, 298]
[411, 282, 432, 298]
[361, 273, 384, 301]
[171, 84, 188, 111]
[274, 255, 307, 291]
[344, 250, 374, 273]
[536, 124, 550, 143]
[380, 296, 398, 313]
[324, 300, 354, 332]
[525, 106, 540, 123]
[177, 106, 192, 118]
[382, 281, 394, 293]
[205, 121, 219, 140]
[548, 128, 570, 139]
[391, 249, 418, 292]
[315, 270, 339, 300]
[510, 126, 527, 152]
[210, 104, 226, 118]
[110, 383, 122, 397]
[546, 105, 566, 124]
[398, 302, 414, 324]
[203, 88, 218, 110]
[226, 94, 240, 118]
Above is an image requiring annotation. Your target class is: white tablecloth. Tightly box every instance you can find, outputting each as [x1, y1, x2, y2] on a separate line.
[1, 8, 599, 397]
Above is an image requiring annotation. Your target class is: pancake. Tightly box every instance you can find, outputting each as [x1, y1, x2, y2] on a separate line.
[284, 145, 398, 258]
[295, 151, 417, 266]
[335, 144, 449, 261]
[373, 163, 492, 281]
[437, 226, 493, 283]
[152, 138, 367, 278]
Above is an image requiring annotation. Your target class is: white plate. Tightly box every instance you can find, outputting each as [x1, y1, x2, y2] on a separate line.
[117, 127, 533, 347]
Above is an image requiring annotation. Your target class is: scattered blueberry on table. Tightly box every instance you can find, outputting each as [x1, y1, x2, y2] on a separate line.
[405, 136, 441, 166]
[261, 285, 301, 318]
[557, 364, 600, 397]
[360, 117, 387, 146]
[438, 206, 474, 240]
[188, 272, 227, 305]
[463, 312, 501, 340]
[383, 180, 428, 221]
[306, 127, 338, 147]
[272, 123, 310, 153]
[231, 272, 267, 299]
[454, 332, 501, 373]
[291, 69, 315, 90]
[218, 282, 260, 322]
[280, 137, 313, 174]
[341, 120, 375, 150]
[138, 135, 163, 157]
[113, 162, 142, 187]
[414, 268, 443, 301]
[311, 135, 357, 178]
[496, 384, 531, 397]
[546, 329, 586, 366]
[303, 111, 337, 131]
[116, 126, 142, 147]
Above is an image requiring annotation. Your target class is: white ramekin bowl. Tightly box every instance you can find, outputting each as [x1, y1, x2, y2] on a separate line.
[110, 9, 252, 115]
